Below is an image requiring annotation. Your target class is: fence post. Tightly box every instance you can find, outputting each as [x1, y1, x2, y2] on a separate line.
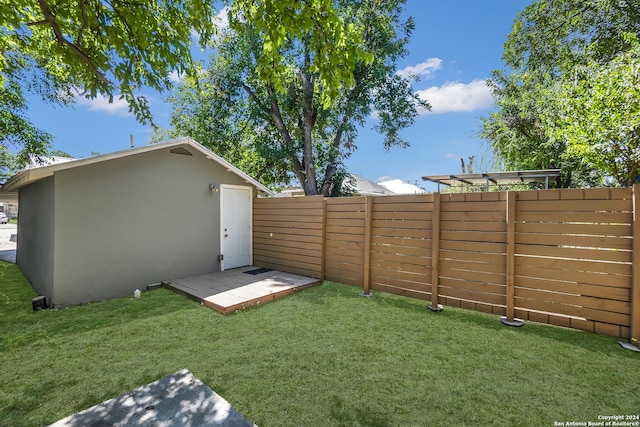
[429, 193, 443, 312]
[501, 191, 523, 327]
[320, 197, 327, 282]
[359, 196, 373, 297]
[619, 185, 640, 350]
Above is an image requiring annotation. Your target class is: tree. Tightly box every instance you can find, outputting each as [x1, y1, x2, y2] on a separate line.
[1, 0, 369, 165]
[544, 36, 640, 186]
[168, 0, 428, 195]
[481, 0, 640, 187]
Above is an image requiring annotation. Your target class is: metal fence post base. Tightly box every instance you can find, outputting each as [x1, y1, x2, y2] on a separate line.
[617, 340, 640, 352]
[500, 316, 524, 327]
[428, 304, 443, 312]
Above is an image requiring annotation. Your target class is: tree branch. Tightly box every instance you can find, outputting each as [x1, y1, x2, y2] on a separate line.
[76, 0, 88, 45]
[241, 82, 270, 113]
[36, 0, 112, 86]
[320, 84, 364, 195]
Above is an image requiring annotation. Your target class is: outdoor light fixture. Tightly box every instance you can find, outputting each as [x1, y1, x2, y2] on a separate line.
[209, 183, 219, 192]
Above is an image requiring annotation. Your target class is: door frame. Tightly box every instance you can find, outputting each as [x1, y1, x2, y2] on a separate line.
[219, 184, 253, 271]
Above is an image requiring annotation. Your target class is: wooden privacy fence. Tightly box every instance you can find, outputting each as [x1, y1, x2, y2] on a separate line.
[253, 187, 640, 341]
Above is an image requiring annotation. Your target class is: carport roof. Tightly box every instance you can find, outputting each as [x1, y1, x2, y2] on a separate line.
[422, 169, 561, 190]
[0, 137, 273, 196]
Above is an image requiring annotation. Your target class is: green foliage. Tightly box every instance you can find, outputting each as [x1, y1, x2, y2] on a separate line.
[169, 0, 426, 195]
[229, 0, 374, 107]
[1, 0, 378, 172]
[1, 0, 217, 121]
[0, 0, 219, 169]
[481, 0, 640, 187]
[48, 149, 73, 158]
[0, 145, 21, 182]
[544, 35, 640, 186]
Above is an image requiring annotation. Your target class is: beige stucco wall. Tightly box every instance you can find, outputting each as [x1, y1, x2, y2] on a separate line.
[50, 146, 252, 306]
[17, 176, 55, 303]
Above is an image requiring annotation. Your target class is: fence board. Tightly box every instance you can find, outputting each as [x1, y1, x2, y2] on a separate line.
[372, 219, 431, 230]
[254, 243, 322, 259]
[371, 282, 431, 300]
[373, 227, 432, 239]
[516, 233, 632, 250]
[372, 211, 431, 221]
[440, 259, 507, 275]
[516, 265, 629, 288]
[516, 211, 632, 224]
[440, 201, 505, 212]
[517, 199, 632, 212]
[326, 231, 365, 243]
[516, 222, 632, 236]
[516, 244, 632, 263]
[254, 232, 322, 245]
[371, 243, 431, 257]
[371, 203, 431, 213]
[370, 276, 431, 293]
[441, 210, 506, 221]
[370, 266, 431, 283]
[326, 210, 366, 220]
[439, 277, 506, 296]
[440, 240, 506, 254]
[371, 235, 431, 249]
[515, 276, 631, 301]
[441, 230, 507, 243]
[441, 220, 506, 232]
[515, 296, 629, 326]
[438, 285, 506, 306]
[439, 250, 505, 265]
[254, 219, 323, 230]
[371, 258, 429, 275]
[440, 266, 506, 285]
[515, 256, 631, 276]
[515, 287, 631, 315]
[325, 239, 364, 252]
[372, 194, 434, 204]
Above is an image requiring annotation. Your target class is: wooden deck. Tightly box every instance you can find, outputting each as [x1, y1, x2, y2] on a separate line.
[162, 266, 321, 314]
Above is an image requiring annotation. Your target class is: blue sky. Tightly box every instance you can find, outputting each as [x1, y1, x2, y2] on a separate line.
[25, 0, 529, 191]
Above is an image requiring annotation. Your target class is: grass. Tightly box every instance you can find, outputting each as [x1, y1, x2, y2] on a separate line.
[1, 261, 638, 426]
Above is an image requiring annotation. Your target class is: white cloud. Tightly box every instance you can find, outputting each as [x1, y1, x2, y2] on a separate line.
[446, 153, 460, 160]
[168, 70, 184, 83]
[191, 7, 229, 41]
[190, 28, 201, 42]
[396, 58, 442, 79]
[215, 6, 230, 29]
[416, 79, 494, 114]
[75, 93, 132, 117]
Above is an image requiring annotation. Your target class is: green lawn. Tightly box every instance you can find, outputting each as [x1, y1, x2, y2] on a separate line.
[1, 260, 638, 427]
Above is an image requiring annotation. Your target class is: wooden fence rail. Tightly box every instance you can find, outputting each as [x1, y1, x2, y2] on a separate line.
[254, 187, 640, 341]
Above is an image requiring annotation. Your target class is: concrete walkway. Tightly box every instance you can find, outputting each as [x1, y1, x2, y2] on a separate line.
[48, 369, 257, 427]
[0, 224, 16, 263]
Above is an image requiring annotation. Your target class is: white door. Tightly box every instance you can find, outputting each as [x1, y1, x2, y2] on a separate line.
[221, 185, 252, 270]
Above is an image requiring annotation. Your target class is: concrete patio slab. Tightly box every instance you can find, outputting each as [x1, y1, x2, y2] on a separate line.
[47, 369, 256, 427]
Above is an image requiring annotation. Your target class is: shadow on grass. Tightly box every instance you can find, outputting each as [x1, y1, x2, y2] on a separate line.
[44, 370, 255, 427]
